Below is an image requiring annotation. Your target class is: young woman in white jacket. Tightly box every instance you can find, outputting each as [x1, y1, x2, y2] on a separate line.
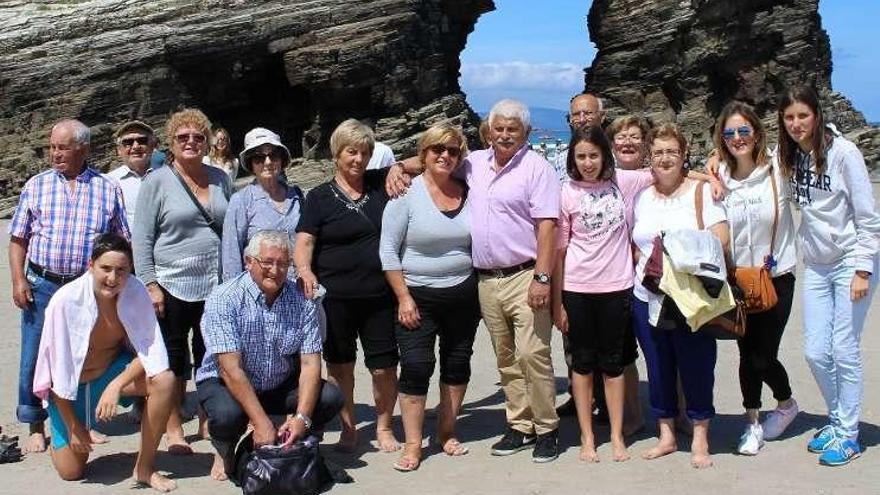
[777, 85, 880, 466]
[712, 101, 799, 456]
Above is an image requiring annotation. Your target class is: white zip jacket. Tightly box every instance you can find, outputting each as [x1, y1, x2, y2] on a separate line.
[719, 160, 797, 276]
[787, 134, 880, 272]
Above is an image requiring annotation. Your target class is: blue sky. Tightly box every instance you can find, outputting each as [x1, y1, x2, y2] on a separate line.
[460, 1, 880, 122]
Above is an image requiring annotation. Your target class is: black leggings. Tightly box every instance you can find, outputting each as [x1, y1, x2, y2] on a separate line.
[396, 275, 481, 396]
[157, 285, 206, 379]
[737, 273, 796, 410]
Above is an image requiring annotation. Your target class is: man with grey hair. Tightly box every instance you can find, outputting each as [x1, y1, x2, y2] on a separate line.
[465, 99, 562, 462]
[197, 230, 343, 482]
[8, 118, 130, 453]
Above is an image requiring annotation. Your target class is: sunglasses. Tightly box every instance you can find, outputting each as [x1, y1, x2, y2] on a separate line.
[174, 133, 207, 145]
[119, 136, 150, 147]
[721, 125, 753, 140]
[250, 150, 285, 163]
[427, 144, 461, 157]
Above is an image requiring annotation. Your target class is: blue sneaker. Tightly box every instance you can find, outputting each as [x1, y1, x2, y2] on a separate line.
[819, 438, 861, 466]
[807, 425, 837, 453]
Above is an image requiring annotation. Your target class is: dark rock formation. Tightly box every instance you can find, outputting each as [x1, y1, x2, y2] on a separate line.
[0, 0, 492, 208]
[585, 0, 879, 168]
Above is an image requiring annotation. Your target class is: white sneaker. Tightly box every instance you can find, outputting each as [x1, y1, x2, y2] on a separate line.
[762, 398, 799, 440]
[737, 423, 764, 455]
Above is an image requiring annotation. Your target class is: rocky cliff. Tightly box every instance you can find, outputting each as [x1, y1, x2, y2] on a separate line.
[585, 0, 880, 168]
[0, 0, 492, 208]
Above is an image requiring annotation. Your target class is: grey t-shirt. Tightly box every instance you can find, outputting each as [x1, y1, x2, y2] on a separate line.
[379, 175, 472, 288]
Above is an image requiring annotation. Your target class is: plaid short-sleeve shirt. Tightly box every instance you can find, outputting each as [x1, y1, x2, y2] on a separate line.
[196, 272, 322, 391]
[9, 167, 130, 276]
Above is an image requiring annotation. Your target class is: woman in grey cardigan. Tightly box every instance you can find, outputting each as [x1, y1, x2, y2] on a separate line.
[133, 108, 232, 454]
[379, 124, 479, 472]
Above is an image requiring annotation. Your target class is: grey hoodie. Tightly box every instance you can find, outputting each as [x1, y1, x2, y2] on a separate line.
[787, 134, 880, 272]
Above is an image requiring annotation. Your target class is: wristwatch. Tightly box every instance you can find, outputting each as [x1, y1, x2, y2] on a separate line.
[294, 412, 312, 431]
[533, 272, 551, 285]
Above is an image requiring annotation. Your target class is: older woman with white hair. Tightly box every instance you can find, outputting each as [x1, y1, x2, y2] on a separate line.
[294, 119, 401, 453]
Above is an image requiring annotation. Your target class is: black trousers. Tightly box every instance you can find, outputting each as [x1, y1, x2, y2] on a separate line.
[396, 275, 481, 396]
[197, 374, 344, 475]
[157, 285, 206, 379]
[737, 273, 796, 410]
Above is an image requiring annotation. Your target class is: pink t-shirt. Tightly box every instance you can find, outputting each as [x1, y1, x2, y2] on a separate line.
[558, 169, 654, 293]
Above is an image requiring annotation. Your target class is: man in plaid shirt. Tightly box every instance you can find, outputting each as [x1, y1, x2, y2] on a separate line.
[196, 230, 342, 482]
[8, 119, 130, 454]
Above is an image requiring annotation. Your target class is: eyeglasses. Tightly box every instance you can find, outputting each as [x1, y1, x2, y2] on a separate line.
[426, 144, 461, 157]
[250, 150, 285, 164]
[651, 149, 682, 160]
[174, 133, 207, 145]
[119, 136, 150, 148]
[614, 133, 642, 144]
[721, 125, 753, 141]
[568, 110, 597, 121]
[251, 256, 290, 270]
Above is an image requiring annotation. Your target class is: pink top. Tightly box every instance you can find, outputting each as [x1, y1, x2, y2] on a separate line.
[558, 169, 654, 293]
[463, 146, 560, 269]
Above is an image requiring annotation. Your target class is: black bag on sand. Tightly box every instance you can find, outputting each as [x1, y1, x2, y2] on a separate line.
[233, 432, 352, 495]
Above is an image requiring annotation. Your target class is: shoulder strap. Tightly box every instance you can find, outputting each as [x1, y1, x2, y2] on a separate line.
[170, 165, 223, 239]
[694, 180, 705, 230]
[768, 165, 779, 256]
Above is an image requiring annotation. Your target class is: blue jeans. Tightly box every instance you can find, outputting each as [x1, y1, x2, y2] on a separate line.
[17, 268, 63, 424]
[802, 257, 878, 441]
[633, 297, 717, 421]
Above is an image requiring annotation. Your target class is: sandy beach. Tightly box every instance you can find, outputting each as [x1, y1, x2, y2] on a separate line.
[0, 207, 878, 495]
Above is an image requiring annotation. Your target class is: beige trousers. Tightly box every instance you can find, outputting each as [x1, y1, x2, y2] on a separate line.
[478, 269, 558, 435]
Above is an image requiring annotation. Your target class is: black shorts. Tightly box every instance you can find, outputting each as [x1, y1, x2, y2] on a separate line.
[157, 285, 206, 379]
[562, 288, 637, 377]
[322, 295, 399, 370]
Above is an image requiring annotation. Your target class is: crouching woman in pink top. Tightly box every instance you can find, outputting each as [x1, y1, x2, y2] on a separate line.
[551, 125, 655, 462]
[33, 234, 177, 492]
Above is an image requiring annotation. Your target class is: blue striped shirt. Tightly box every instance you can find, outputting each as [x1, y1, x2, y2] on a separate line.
[196, 272, 322, 391]
[9, 167, 130, 276]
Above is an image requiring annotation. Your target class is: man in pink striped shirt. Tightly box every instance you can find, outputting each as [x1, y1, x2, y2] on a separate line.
[8, 119, 129, 453]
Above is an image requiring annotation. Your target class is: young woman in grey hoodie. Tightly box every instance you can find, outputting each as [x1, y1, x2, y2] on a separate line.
[777, 85, 880, 467]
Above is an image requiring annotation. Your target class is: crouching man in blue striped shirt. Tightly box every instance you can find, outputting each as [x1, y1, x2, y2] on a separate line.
[195, 230, 343, 482]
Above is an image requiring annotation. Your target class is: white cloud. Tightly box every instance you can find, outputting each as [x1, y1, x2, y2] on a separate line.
[460, 61, 583, 91]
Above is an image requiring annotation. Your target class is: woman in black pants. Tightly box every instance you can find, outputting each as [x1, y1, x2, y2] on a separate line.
[711, 101, 799, 455]
[379, 124, 479, 472]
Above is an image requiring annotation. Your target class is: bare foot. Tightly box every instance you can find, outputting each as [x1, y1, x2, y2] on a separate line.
[198, 417, 211, 441]
[691, 451, 714, 469]
[210, 453, 228, 481]
[375, 428, 401, 453]
[611, 439, 631, 462]
[641, 439, 677, 460]
[23, 432, 46, 454]
[334, 429, 358, 453]
[90, 430, 109, 444]
[134, 470, 178, 492]
[437, 437, 469, 456]
[579, 445, 600, 463]
[165, 435, 193, 456]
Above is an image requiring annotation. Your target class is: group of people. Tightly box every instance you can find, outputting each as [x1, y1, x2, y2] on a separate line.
[7, 82, 878, 492]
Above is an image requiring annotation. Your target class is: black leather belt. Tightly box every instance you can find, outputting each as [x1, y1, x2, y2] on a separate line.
[475, 260, 536, 278]
[28, 262, 81, 285]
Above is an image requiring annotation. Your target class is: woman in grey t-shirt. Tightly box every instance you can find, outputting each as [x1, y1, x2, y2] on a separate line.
[379, 124, 479, 472]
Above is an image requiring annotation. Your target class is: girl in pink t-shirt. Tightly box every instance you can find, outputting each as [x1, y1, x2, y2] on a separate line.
[551, 125, 653, 463]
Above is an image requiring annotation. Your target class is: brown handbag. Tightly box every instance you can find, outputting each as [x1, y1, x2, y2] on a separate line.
[695, 182, 746, 339]
[730, 167, 779, 314]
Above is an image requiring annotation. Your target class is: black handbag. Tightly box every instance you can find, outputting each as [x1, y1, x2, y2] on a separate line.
[233, 433, 350, 495]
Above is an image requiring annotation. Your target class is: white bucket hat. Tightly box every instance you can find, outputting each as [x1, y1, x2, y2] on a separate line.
[239, 127, 291, 171]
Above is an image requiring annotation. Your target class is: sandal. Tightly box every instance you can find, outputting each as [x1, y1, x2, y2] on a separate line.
[437, 437, 469, 456]
[392, 455, 420, 472]
[0, 435, 22, 464]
